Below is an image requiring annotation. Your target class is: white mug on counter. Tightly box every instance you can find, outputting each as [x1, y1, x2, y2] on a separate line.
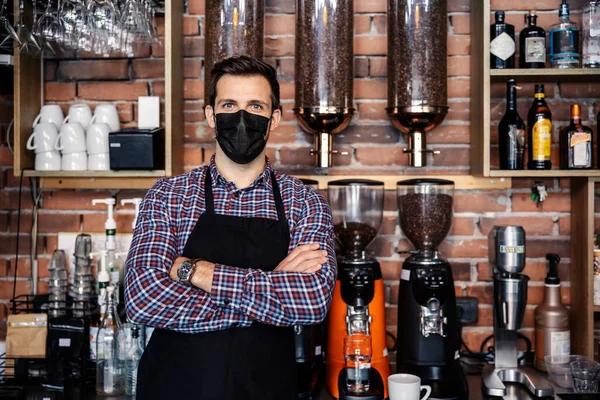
[62, 152, 87, 171]
[26, 123, 59, 153]
[33, 105, 64, 128]
[90, 104, 120, 132]
[388, 374, 431, 400]
[35, 151, 61, 171]
[86, 123, 110, 154]
[62, 104, 93, 130]
[88, 153, 110, 171]
[55, 123, 86, 154]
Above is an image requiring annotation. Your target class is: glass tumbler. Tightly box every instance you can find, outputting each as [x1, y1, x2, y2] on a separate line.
[571, 359, 600, 393]
[344, 334, 372, 393]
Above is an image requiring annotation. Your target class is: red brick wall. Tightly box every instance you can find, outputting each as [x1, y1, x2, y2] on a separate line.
[0, 0, 584, 355]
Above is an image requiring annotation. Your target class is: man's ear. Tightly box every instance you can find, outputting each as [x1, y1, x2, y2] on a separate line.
[205, 105, 216, 129]
[269, 107, 282, 132]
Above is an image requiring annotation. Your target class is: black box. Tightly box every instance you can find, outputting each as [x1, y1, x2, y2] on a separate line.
[109, 128, 165, 170]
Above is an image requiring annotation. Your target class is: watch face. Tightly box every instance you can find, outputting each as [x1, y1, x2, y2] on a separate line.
[178, 261, 192, 281]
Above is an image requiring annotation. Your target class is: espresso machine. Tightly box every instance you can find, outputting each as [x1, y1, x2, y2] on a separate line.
[483, 226, 554, 398]
[326, 180, 390, 400]
[395, 179, 468, 400]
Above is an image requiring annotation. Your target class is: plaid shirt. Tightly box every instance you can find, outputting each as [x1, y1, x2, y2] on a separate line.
[124, 157, 337, 333]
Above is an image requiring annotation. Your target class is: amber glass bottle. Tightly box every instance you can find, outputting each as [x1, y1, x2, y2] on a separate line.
[527, 85, 553, 169]
[560, 104, 593, 169]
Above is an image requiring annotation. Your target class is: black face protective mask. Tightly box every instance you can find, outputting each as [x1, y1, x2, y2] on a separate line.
[215, 110, 271, 165]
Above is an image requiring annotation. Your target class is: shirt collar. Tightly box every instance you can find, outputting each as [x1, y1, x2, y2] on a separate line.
[208, 155, 273, 192]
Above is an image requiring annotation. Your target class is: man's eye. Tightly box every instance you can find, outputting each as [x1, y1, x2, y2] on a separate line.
[223, 103, 234, 109]
[250, 104, 262, 110]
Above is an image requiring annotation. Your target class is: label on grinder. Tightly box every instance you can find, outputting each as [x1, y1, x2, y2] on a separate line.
[401, 269, 410, 281]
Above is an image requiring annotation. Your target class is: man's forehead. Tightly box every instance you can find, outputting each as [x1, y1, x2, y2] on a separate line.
[216, 75, 272, 101]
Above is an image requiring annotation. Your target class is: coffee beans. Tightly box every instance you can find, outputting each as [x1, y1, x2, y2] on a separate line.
[398, 193, 453, 250]
[204, 0, 265, 105]
[295, 0, 354, 109]
[387, 0, 447, 108]
[334, 222, 378, 253]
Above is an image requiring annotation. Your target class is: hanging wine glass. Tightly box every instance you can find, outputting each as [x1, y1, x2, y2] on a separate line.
[15, 0, 41, 55]
[0, 0, 22, 51]
[59, 0, 87, 50]
[34, 0, 60, 53]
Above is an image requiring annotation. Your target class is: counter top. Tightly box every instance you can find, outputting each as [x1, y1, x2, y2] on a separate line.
[13, 373, 576, 399]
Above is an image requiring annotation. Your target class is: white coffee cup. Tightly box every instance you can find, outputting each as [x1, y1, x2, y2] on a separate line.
[55, 123, 86, 154]
[63, 104, 93, 130]
[35, 151, 61, 171]
[388, 374, 432, 400]
[62, 152, 87, 171]
[88, 153, 110, 171]
[33, 105, 64, 128]
[86, 123, 111, 154]
[26, 123, 59, 153]
[91, 104, 120, 132]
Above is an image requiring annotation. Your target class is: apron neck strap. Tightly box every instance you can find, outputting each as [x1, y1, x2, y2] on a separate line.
[204, 168, 286, 225]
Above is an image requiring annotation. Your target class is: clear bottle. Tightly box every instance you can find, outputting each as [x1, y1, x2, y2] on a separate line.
[125, 325, 145, 396]
[96, 287, 125, 396]
[550, 0, 580, 68]
[584, 1, 600, 68]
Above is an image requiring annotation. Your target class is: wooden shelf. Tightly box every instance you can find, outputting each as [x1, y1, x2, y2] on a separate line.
[23, 170, 166, 178]
[295, 175, 512, 190]
[488, 170, 600, 178]
[490, 68, 600, 78]
[594, 306, 600, 313]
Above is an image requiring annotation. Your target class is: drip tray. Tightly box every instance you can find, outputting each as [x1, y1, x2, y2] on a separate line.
[558, 394, 600, 400]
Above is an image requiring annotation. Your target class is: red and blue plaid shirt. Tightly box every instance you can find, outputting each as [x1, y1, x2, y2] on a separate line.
[124, 156, 337, 333]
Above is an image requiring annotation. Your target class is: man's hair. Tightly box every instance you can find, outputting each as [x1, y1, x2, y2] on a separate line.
[208, 56, 281, 112]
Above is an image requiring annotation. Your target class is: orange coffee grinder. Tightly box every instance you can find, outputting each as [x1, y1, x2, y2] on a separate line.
[326, 180, 390, 400]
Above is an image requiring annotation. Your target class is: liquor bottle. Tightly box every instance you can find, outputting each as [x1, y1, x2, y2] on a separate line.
[125, 325, 145, 396]
[527, 85, 553, 169]
[583, 1, 600, 68]
[560, 104, 593, 169]
[490, 11, 516, 69]
[96, 287, 125, 396]
[550, 0, 580, 68]
[520, 10, 547, 68]
[499, 79, 525, 169]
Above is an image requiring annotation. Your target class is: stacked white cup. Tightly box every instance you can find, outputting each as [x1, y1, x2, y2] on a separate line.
[29, 103, 120, 171]
[88, 105, 119, 171]
[28, 105, 63, 171]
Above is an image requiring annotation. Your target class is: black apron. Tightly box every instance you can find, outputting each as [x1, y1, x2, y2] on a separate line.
[136, 169, 296, 400]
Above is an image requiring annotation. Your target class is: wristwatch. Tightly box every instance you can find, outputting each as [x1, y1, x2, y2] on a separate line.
[177, 258, 202, 287]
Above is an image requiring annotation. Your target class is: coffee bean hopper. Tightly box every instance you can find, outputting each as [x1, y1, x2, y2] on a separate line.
[325, 179, 390, 400]
[395, 179, 468, 400]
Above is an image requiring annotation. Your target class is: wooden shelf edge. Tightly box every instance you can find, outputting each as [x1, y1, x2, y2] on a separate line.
[488, 170, 600, 178]
[39, 177, 163, 189]
[23, 170, 166, 178]
[293, 175, 511, 190]
[594, 305, 600, 313]
[490, 68, 600, 77]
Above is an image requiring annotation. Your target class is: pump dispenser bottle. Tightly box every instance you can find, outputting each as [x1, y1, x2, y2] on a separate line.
[534, 253, 570, 371]
[92, 198, 124, 304]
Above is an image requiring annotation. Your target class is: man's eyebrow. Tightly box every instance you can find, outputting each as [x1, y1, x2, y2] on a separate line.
[248, 100, 269, 106]
[217, 99, 238, 105]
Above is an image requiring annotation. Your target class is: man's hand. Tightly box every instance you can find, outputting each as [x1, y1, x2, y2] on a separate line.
[169, 257, 215, 293]
[275, 243, 327, 273]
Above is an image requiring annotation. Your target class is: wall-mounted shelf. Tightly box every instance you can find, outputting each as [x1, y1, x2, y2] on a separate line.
[489, 170, 600, 178]
[295, 175, 512, 190]
[12, 0, 183, 190]
[490, 68, 600, 78]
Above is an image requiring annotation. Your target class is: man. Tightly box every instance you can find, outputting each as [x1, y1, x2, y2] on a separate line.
[124, 56, 336, 400]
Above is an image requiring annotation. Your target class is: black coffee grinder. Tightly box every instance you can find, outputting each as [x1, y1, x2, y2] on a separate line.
[395, 179, 468, 400]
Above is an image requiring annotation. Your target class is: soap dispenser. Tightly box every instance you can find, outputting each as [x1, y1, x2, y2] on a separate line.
[534, 253, 570, 372]
[92, 198, 124, 304]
